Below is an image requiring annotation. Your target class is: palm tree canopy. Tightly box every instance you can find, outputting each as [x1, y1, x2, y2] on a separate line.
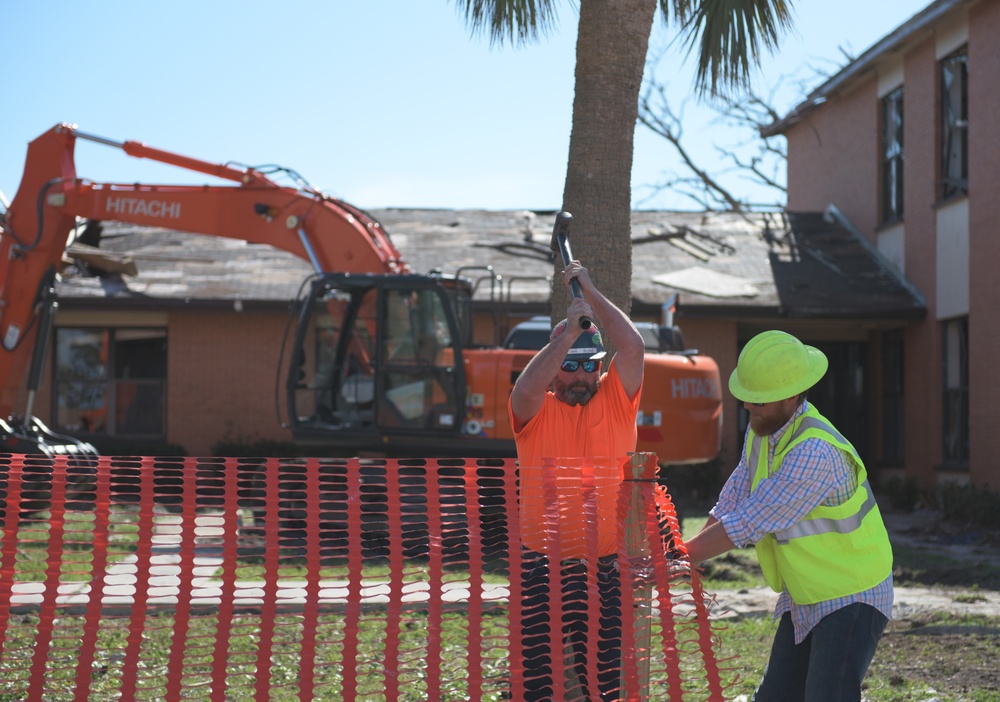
[453, 0, 560, 46]
[676, 0, 793, 96]
[454, 0, 793, 96]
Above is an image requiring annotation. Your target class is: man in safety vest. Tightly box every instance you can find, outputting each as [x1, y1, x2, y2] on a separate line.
[509, 259, 645, 702]
[685, 330, 893, 702]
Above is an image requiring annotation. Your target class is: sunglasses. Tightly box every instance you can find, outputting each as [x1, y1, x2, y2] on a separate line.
[560, 359, 599, 373]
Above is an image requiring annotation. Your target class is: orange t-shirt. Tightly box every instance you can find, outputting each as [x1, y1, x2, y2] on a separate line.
[508, 360, 641, 556]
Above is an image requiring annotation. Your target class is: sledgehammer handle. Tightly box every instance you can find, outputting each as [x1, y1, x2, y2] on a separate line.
[550, 211, 591, 329]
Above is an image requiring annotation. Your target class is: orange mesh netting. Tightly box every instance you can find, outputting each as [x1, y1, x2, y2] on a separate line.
[0, 453, 729, 701]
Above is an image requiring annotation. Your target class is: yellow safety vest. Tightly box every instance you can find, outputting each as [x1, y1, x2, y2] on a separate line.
[748, 405, 893, 604]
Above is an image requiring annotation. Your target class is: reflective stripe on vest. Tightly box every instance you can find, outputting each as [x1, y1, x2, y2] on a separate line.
[747, 405, 893, 603]
[772, 479, 876, 544]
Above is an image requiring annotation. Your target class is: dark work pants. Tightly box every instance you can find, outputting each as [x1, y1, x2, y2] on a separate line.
[520, 550, 623, 701]
[752, 603, 889, 702]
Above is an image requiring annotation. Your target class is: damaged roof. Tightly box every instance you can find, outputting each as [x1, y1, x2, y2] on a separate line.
[54, 208, 925, 322]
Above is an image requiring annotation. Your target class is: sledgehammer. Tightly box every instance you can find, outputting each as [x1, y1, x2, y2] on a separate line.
[550, 211, 591, 329]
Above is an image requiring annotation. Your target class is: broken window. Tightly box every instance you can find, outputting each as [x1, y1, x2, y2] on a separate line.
[54, 327, 167, 437]
[881, 87, 904, 223]
[940, 49, 968, 200]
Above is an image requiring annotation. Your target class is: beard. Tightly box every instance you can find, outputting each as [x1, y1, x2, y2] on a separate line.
[749, 414, 787, 436]
[553, 375, 600, 406]
[748, 403, 798, 436]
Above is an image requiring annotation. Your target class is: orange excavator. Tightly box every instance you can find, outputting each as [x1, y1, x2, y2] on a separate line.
[0, 123, 723, 464]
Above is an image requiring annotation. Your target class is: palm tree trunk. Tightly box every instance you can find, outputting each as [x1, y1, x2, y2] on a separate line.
[557, 0, 657, 342]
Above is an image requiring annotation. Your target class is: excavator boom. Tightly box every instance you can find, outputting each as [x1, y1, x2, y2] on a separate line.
[0, 123, 408, 419]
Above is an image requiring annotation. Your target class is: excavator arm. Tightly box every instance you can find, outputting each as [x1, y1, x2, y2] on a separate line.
[0, 123, 411, 420]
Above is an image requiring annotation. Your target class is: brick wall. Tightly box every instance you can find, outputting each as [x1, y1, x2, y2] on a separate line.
[900, 37, 942, 489]
[968, 0, 1000, 487]
[167, 310, 293, 455]
[782, 35, 949, 488]
[678, 317, 739, 471]
[785, 75, 880, 236]
[781, 12, 1000, 490]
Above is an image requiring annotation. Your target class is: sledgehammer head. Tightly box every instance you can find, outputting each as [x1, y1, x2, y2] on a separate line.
[550, 211, 573, 259]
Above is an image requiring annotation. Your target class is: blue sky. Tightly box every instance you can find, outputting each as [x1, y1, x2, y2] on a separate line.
[2, 1, 931, 212]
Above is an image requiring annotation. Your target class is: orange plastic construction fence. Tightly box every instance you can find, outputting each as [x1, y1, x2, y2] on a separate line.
[0, 453, 729, 701]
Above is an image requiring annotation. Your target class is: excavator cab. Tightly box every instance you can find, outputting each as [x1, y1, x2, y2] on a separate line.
[287, 273, 470, 454]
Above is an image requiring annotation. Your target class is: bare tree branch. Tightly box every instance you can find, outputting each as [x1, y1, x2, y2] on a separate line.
[638, 84, 751, 212]
[638, 54, 845, 215]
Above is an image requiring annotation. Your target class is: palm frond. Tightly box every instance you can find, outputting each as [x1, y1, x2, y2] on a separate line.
[453, 0, 561, 47]
[674, 0, 793, 96]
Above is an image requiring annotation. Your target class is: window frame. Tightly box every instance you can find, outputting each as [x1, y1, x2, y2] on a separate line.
[939, 49, 968, 201]
[880, 86, 904, 224]
[52, 326, 168, 439]
[941, 317, 969, 469]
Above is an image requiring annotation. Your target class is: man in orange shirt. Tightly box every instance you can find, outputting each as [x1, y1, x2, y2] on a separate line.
[509, 259, 644, 702]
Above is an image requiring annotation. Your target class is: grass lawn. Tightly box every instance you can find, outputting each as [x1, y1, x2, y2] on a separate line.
[2, 508, 998, 700]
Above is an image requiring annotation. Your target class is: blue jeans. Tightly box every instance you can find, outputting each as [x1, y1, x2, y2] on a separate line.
[753, 603, 888, 702]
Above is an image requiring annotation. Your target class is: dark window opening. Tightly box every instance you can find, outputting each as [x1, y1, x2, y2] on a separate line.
[941, 317, 969, 467]
[53, 327, 167, 437]
[880, 330, 904, 465]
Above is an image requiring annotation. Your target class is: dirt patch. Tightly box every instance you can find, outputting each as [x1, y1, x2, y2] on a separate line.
[707, 509, 1000, 615]
[708, 510, 1000, 697]
[884, 509, 1000, 565]
[713, 588, 1000, 698]
[872, 618, 1000, 696]
[709, 584, 1000, 621]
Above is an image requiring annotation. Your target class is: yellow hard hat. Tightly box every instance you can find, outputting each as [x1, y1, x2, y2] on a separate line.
[728, 330, 828, 403]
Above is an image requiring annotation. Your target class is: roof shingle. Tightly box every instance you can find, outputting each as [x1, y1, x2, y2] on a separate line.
[54, 209, 925, 321]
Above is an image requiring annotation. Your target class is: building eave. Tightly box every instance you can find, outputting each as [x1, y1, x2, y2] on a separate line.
[762, 0, 971, 137]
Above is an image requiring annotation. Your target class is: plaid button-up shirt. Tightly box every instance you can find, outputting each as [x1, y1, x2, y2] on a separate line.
[711, 401, 894, 643]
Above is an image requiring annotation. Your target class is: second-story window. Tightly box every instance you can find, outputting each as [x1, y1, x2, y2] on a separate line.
[881, 87, 904, 223]
[940, 49, 968, 200]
